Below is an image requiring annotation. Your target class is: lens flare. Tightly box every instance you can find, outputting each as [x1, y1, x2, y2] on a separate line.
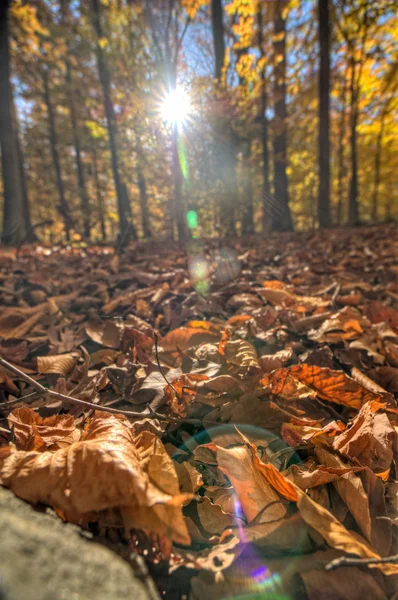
[160, 87, 191, 124]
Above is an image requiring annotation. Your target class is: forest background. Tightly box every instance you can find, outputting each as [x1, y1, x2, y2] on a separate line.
[0, 0, 397, 246]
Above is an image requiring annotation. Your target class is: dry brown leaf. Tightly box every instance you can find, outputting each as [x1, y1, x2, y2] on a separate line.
[7, 407, 76, 451]
[262, 364, 382, 409]
[333, 401, 396, 473]
[37, 353, 77, 375]
[0, 412, 190, 544]
[223, 339, 260, 374]
[85, 320, 121, 349]
[215, 443, 287, 523]
[161, 327, 220, 351]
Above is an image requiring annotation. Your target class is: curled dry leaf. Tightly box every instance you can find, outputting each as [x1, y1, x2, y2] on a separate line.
[7, 407, 76, 451]
[333, 401, 397, 473]
[37, 353, 78, 375]
[223, 339, 260, 374]
[0, 412, 190, 544]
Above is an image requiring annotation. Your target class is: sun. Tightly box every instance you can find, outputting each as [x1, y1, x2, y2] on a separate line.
[160, 87, 191, 125]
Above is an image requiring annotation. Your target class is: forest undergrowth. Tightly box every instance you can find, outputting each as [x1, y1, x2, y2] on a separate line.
[0, 224, 398, 599]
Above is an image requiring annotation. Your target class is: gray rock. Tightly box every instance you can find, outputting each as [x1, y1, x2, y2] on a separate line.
[0, 487, 151, 600]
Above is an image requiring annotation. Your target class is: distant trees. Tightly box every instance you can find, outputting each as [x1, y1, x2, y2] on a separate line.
[0, 0, 396, 246]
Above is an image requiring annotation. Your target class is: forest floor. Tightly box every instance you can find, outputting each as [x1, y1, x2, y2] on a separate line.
[0, 223, 397, 599]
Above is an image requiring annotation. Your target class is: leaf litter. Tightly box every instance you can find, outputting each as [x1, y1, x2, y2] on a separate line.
[0, 224, 398, 598]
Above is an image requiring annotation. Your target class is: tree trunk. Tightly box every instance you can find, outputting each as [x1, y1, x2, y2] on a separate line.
[372, 116, 385, 223]
[11, 93, 36, 242]
[241, 142, 254, 235]
[337, 74, 348, 225]
[171, 124, 187, 241]
[61, 0, 90, 239]
[92, 148, 106, 241]
[91, 0, 135, 243]
[257, 2, 271, 234]
[211, 0, 236, 237]
[317, 0, 331, 228]
[0, 0, 27, 245]
[42, 68, 71, 240]
[136, 143, 151, 238]
[272, 0, 293, 231]
[211, 0, 225, 81]
[348, 53, 359, 225]
[65, 61, 90, 239]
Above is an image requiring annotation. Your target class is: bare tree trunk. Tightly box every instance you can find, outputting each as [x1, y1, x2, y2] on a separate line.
[42, 68, 72, 240]
[0, 0, 27, 245]
[61, 0, 90, 239]
[211, 0, 225, 81]
[241, 142, 254, 235]
[372, 116, 385, 223]
[211, 0, 236, 237]
[91, 0, 135, 243]
[92, 149, 106, 241]
[257, 2, 271, 234]
[348, 53, 359, 226]
[11, 94, 36, 242]
[136, 143, 151, 238]
[65, 61, 90, 239]
[272, 0, 293, 231]
[317, 0, 331, 228]
[337, 75, 348, 225]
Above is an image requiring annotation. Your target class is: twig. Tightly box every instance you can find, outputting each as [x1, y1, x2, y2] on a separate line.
[153, 333, 181, 400]
[325, 553, 398, 571]
[331, 283, 341, 307]
[0, 356, 179, 423]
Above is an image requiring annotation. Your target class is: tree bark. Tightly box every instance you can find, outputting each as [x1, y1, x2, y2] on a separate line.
[257, 2, 271, 234]
[210, 0, 236, 237]
[241, 142, 254, 235]
[42, 68, 72, 240]
[371, 116, 385, 223]
[348, 53, 359, 225]
[136, 143, 151, 238]
[0, 0, 27, 245]
[337, 74, 348, 225]
[317, 0, 331, 228]
[272, 0, 293, 231]
[11, 93, 36, 242]
[92, 148, 106, 241]
[211, 0, 225, 81]
[91, 0, 135, 243]
[65, 61, 90, 239]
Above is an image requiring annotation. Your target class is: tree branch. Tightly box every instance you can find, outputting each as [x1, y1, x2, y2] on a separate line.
[0, 356, 180, 423]
[325, 553, 398, 571]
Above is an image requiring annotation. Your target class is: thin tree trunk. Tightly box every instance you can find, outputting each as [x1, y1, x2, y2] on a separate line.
[337, 74, 348, 225]
[65, 61, 90, 239]
[272, 0, 293, 231]
[92, 148, 106, 241]
[348, 53, 359, 225]
[241, 142, 254, 235]
[317, 0, 331, 228]
[61, 0, 90, 239]
[372, 116, 385, 223]
[257, 2, 271, 234]
[211, 0, 236, 237]
[91, 0, 135, 243]
[42, 68, 71, 240]
[171, 123, 186, 241]
[211, 0, 225, 81]
[0, 0, 27, 245]
[11, 93, 36, 242]
[136, 143, 151, 238]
